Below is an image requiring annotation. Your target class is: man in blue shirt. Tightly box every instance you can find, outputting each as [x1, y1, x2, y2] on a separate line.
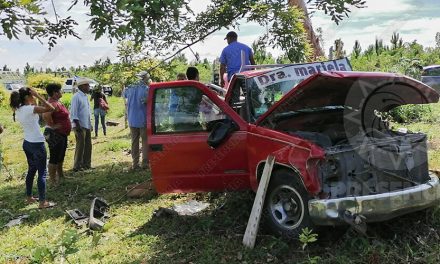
[219, 31, 255, 87]
[123, 71, 150, 170]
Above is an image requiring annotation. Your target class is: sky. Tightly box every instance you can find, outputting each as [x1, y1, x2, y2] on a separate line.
[0, 0, 439, 72]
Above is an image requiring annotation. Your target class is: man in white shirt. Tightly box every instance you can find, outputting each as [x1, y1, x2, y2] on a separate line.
[70, 78, 93, 171]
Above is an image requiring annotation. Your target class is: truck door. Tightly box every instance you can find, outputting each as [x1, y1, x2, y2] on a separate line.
[147, 81, 250, 193]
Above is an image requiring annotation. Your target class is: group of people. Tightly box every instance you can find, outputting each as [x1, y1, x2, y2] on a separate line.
[9, 80, 111, 208]
[121, 30, 253, 170]
[6, 30, 254, 209]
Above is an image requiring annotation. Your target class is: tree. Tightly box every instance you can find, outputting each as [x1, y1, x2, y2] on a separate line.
[252, 38, 276, 64]
[24, 62, 34, 75]
[0, 0, 79, 48]
[332, 39, 346, 59]
[390, 32, 403, 50]
[1, 1, 365, 61]
[267, 5, 312, 62]
[352, 40, 362, 59]
[435, 32, 440, 49]
[289, 0, 324, 58]
[375, 38, 384, 55]
[364, 44, 375, 57]
[116, 41, 143, 65]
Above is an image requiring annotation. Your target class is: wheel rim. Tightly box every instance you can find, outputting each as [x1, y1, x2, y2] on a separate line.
[268, 184, 304, 230]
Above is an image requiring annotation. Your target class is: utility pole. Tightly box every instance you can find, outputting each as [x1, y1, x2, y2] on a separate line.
[289, 0, 324, 59]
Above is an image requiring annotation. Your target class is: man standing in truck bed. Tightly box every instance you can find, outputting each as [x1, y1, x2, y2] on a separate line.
[219, 31, 255, 88]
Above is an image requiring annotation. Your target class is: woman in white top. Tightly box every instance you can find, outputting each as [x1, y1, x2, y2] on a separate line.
[10, 87, 56, 209]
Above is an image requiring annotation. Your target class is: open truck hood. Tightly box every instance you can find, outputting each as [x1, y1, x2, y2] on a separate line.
[256, 71, 439, 129]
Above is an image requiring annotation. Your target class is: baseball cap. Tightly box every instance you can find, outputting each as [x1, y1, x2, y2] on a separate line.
[224, 31, 237, 40]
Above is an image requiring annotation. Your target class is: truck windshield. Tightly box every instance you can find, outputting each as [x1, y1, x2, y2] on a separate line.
[247, 78, 301, 119]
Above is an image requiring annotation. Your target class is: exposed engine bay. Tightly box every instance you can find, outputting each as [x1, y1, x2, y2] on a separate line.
[270, 106, 430, 198]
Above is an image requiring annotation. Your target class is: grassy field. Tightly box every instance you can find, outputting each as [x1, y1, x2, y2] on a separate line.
[1, 95, 440, 263]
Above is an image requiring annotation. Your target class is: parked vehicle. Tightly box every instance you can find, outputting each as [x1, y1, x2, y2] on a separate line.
[421, 65, 440, 91]
[62, 78, 75, 93]
[62, 77, 97, 93]
[102, 85, 113, 96]
[5, 83, 22, 91]
[146, 59, 440, 238]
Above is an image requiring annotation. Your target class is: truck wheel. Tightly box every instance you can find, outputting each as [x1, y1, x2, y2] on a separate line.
[264, 169, 314, 240]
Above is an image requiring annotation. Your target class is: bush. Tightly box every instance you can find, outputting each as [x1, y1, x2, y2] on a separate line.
[389, 104, 435, 123]
[26, 74, 64, 89]
[60, 93, 73, 109]
[0, 84, 8, 106]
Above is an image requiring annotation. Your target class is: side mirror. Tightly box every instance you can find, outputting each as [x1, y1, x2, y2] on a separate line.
[207, 119, 238, 148]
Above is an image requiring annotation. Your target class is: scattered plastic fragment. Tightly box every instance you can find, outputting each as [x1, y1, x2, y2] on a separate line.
[4, 215, 29, 228]
[66, 209, 88, 226]
[153, 200, 210, 218]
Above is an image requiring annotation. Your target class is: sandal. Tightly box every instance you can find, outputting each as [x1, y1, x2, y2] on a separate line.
[26, 197, 39, 204]
[38, 201, 56, 209]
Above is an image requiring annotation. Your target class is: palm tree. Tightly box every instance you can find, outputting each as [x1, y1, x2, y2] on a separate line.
[390, 32, 403, 50]
[352, 40, 362, 58]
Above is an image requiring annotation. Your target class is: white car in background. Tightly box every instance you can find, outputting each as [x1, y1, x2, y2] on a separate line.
[62, 78, 75, 93]
[62, 78, 97, 93]
[5, 83, 22, 92]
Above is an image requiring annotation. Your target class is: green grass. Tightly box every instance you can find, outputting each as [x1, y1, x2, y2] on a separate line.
[1, 98, 440, 263]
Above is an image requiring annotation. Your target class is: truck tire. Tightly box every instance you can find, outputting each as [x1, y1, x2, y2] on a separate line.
[263, 169, 314, 240]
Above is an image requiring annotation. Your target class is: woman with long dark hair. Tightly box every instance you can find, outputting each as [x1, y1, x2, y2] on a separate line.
[43, 83, 71, 186]
[90, 85, 108, 137]
[10, 87, 56, 209]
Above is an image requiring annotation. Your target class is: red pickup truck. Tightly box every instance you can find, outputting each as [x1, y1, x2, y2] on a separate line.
[147, 61, 440, 238]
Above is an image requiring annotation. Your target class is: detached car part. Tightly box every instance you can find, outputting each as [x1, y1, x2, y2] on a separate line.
[88, 198, 110, 231]
[66, 209, 88, 226]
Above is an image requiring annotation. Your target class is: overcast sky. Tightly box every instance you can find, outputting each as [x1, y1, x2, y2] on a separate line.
[0, 0, 439, 71]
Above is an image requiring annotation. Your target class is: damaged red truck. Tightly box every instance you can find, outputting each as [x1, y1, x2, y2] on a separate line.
[147, 59, 440, 238]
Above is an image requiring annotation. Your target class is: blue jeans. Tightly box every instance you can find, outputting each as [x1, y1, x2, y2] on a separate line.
[94, 108, 106, 135]
[22, 140, 47, 201]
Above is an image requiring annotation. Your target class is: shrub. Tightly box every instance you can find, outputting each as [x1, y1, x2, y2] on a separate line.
[26, 74, 64, 89]
[60, 93, 73, 109]
[389, 104, 435, 123]
[0, 84, 8, 106]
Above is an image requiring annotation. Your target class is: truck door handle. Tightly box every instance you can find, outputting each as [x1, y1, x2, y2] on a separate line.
[150, 144, 163, 152]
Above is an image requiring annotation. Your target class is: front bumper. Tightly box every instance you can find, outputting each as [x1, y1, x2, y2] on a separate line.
[309, 173, 440, 225]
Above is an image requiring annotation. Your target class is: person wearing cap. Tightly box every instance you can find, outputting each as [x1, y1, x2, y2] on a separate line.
[219, 31, 256, 88]
[123, 71, 150, 170]
[70, 78, 93, 172]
